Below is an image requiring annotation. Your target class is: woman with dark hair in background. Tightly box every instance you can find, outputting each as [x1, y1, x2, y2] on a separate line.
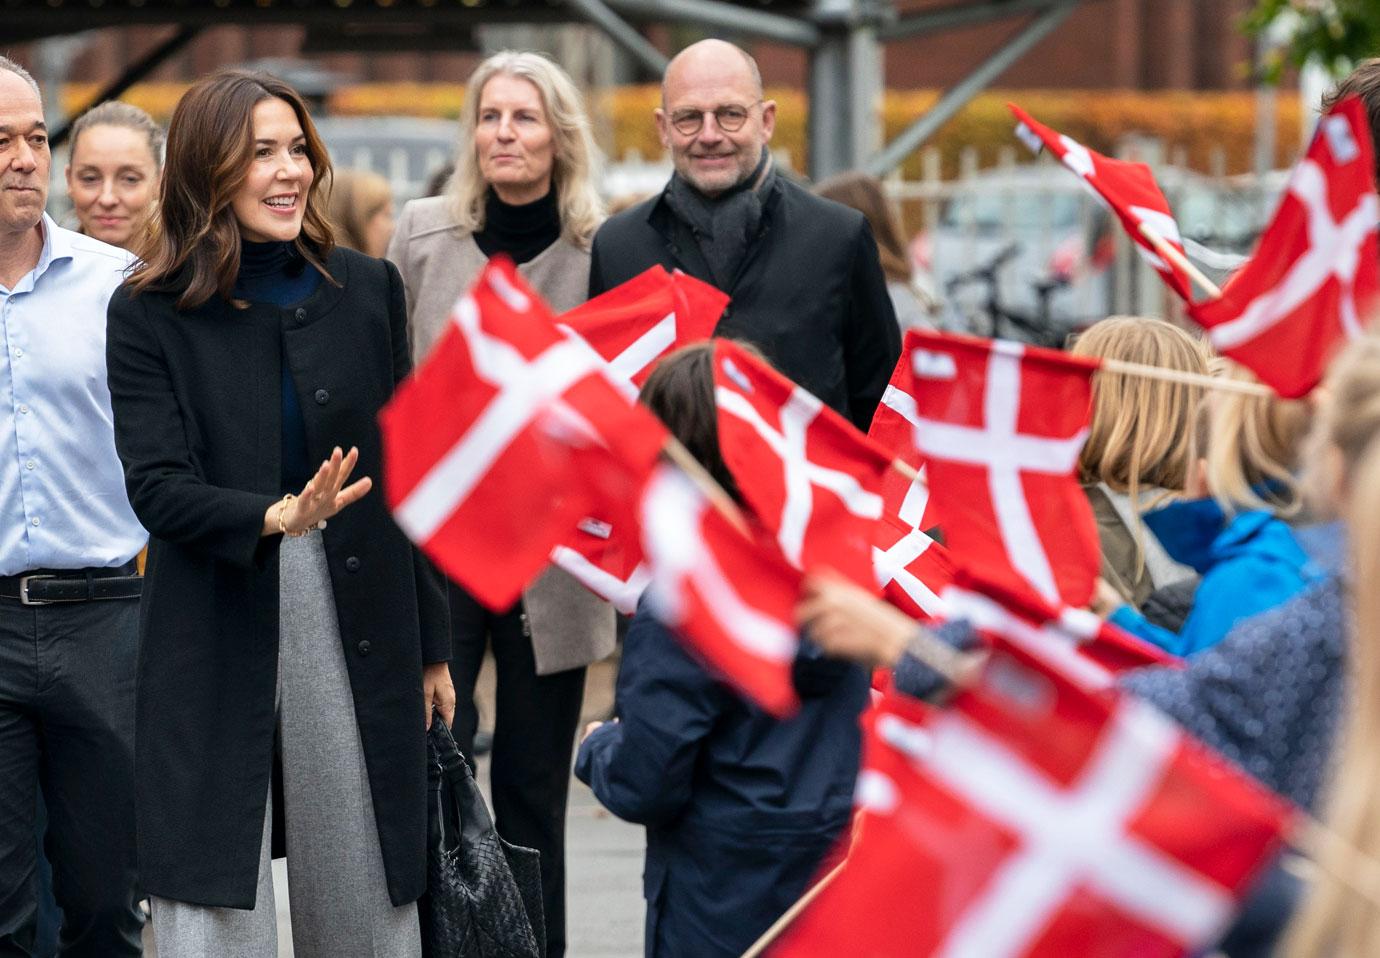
[106, 70, 452, 956]
[577, 342, 868, 958]
[814, 170, 935, 331]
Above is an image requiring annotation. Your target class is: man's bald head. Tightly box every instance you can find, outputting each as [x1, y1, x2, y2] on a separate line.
[655, 39, 775, 197]
[661, 40, 763, 108]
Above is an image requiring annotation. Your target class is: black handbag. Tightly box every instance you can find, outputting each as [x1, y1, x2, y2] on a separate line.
[419, 716, 546, 958]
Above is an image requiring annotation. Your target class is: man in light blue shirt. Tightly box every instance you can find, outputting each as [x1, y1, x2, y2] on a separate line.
[0, 56, 147, 956]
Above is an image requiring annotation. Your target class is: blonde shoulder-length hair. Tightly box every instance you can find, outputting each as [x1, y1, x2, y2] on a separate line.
[1070, 316, 1211, 497]
[447, 51, 604, 249]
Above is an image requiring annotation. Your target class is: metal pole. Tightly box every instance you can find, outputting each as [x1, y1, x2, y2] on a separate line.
[600, 0, 820, 46]
[562, 0, 668, 74]
[51, 25, 203, 148]
[878, 0, 1063, 42]
[863, 0, 1077, 178]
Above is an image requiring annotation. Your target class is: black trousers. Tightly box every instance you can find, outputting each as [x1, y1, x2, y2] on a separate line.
[0, 595, 143, 957]
[448, 582, 586, 958]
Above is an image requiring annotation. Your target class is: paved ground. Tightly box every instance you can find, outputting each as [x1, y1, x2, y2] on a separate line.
[143, 657, 645, 957]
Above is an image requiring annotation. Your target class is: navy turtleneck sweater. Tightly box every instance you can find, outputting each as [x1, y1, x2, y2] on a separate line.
[233, 240, 321, 493]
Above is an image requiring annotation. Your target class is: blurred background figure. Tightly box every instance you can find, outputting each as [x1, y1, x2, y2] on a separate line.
[1069, 316, 1209, 611]
[813, 170, 936, 331]
[327, 167, 395, 258]
[64, 100, 163, 252]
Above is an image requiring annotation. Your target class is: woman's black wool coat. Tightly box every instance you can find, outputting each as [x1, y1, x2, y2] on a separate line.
[106, 246, 450, 909]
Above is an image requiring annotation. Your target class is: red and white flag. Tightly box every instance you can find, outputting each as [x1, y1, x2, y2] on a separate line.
[867, 350, 941, 530]
[775, 642, 1293, 958]
[942, 567, 1179, 686]
[872, 464, 955, 621]
[1189, 96, 1380, 398]
[380, 258, 662, 610]
[902, 329, 1101, 608]
[1010, 103, 1192, 301]
[558, 265, 727, 387]
[713, 340, 890, 588]
[639, 462, 802, 716]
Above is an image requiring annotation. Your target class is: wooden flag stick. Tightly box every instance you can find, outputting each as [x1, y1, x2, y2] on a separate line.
[1137, 223, 1223, 301]
[742, 811, 871, 958]
[1100, 359, 1275, 397]
[660, 435, 751, 535]
[891, 457, 920, 482]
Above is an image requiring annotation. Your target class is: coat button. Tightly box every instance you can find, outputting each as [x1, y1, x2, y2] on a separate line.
[314, 388, 330, 405]
[295, 308, 307, 321]
[357, 640, 371, 656]
[345, 556, 361, 573]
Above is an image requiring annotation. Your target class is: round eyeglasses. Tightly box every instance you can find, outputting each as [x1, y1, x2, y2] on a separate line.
[668, 102, 760, 136]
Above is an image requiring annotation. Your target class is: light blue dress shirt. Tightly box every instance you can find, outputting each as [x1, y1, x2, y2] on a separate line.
[0, 214, 146, 574]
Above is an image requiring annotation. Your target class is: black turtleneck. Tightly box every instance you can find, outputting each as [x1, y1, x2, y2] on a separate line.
[474, 188, 561, 265]
[233, 240, 321, 494]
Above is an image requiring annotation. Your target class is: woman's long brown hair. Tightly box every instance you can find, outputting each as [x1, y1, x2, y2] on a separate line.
[127, 70, 335, 309]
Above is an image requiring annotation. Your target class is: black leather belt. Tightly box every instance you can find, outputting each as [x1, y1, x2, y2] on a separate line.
[0, 562, 142, 606]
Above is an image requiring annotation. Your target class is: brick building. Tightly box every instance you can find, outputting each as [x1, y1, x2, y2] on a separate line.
[9, 0, 1256, 92]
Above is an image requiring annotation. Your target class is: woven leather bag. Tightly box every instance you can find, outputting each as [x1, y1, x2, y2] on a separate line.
[419, 717, 546, 958]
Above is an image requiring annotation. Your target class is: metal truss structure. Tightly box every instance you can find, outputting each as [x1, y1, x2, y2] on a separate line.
[7, 0, 1084, 177]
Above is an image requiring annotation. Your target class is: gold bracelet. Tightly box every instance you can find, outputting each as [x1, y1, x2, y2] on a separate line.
[278, 494, 305, 538]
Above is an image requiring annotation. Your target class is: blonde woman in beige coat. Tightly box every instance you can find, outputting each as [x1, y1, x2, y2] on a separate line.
[386, 50, 610, 958]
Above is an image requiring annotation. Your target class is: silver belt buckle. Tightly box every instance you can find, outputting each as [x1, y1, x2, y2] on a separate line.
[19, 574, 54, 606]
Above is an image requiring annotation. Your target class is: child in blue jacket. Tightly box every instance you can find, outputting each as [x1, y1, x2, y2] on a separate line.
[1091, 360, 1316, 656]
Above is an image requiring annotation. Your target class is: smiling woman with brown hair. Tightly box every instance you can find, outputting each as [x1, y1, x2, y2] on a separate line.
[106, 70, 452, 956]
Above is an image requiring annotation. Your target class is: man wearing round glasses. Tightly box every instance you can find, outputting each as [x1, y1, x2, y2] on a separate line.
[589, 39, 899, 430]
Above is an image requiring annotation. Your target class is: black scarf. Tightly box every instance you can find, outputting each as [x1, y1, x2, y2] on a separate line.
[663, 151, 775, 290]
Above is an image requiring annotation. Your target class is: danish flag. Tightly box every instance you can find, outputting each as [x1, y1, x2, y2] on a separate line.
[941, 568, 1179, 687]
[867, 350, 940, 530]
[713, 340, 890, 588]
[1188, 96, 1380, 398]
[1010, 103, 1192, 301]
[775, 643, 1293, 958]
[872, 465, 955, 620]
[380, 259, 663, 610]
[639, 463, 802, 716]
[903, 329, 1101, 608]
[558, 265, 727, 387]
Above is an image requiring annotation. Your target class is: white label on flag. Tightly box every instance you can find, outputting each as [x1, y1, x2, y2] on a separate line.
[1324, 114, 1360, 165]
[912, 349, 957, 380]
[722, 356, 754, 393]
[577, 517, 613, 539]
[1014, 122, 1043, 156]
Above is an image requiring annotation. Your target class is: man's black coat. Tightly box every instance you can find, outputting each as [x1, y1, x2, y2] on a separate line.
[588, 175, 902, 429]
[106, 247, 449, 909]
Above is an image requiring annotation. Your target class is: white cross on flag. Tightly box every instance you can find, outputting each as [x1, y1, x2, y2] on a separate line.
[872, 464, 955, 621]
[902, 329, 1101, 608]
[380, 258, 665, 610]
[774, 641, 1293, 958]
[558, 265, 728, 387]
[1189, 95, 1380, 398]
[1009, 103, 1192, 301]
[639, 462, 803, 716]
[713, 340, 891, 589]
[868, 349, 941, 530]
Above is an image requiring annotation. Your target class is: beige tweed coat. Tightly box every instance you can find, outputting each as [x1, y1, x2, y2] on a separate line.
[387, 195, 616, 674]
